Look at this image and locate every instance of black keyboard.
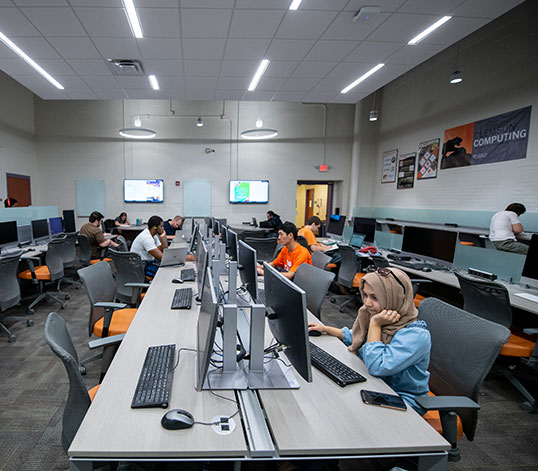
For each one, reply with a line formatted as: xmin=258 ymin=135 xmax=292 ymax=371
xmin=256 ymin=289 xmax=266 ymax=304
xmin=309 ymin=342 xmax=366 ymax=387
xmin=171 ymin=288 xmax=193 ymax=309
xmin=180 ymin=268 xmax=196 ymax=282
xmin=391 ymin=260 xmax=430 ymax=269
xmin=131 ymin=344 xmax=176 ymax=409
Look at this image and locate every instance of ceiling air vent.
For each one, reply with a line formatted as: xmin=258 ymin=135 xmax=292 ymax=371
xmin=107 ymin=59 xmax=145 ymax=76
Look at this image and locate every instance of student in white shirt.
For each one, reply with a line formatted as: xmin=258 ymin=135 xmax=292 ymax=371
xmin=130 ymin=215 xmax=169 ymax=276
xmin=489 ymin=203 xmax=528 ymax=254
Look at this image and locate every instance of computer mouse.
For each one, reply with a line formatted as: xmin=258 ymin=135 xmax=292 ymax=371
xmin=172 ymin=278 xmax=184 ymax=284
xmin=161 ymin=409 xmax=194 ymax=430
xmin=421 ymin=267 xmax=432 ymax=272
xmin=308 ymin=329 xmax=322 ymax=337
xmin=178 ymin=262 xmax=185 ymax=267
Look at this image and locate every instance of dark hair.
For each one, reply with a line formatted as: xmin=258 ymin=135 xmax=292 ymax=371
xmin=89 ymin=211 xmax=104 ymax=223
xmin=148 ymin=215 xmax=163 ymax=229
xmin=4 ymin=197 xmax=18 ymax=208
xmin=267 ymin=210 xmax=280 ymax=218
xmin=307 ymin=216 xmax=322 ymax=226
xmin=279 ymin=221 xmax=298 ymax=241
xmin=505 ymin=203 xmax=526 ymax=216
xmin=118 ymin=212 xmax=127 ymax=221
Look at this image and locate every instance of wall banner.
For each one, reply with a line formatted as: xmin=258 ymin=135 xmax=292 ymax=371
xmin=441 ymin=106 xmax=531 ymax=169
xmin=417 ymin=139 xmax=440 ymax=180
xmin=397 ymin=153 xmax=416 ymax=190
xmin=381 ymin=149 xmax=398 ymax=183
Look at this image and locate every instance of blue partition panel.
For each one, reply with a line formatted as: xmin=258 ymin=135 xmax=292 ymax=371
xmin=0 ymin=206 xmax=58 ymax=226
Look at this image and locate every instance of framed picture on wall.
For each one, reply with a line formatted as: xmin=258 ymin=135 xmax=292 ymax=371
xmin=417 ymin=139 xmax=440 ymax=180
xmin=381 ymin=149 xmax=398 ymax=183
xmin=397 ymin=153 xmax=416 ymax=190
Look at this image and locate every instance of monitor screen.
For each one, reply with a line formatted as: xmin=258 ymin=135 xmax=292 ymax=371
xmin=229 ymin=180 xmax=269 ymax=204
xmin=63 ymin=209 xmax=76 ymax=232
xmin=195 ymin=266 xmax=220 ymax=391
xmin=31 ymin=219 xmax=49 ymax=241
xmin=263 ymin=262 xmax=312 ymax=383
xmin=213 ymin=218 xmax=221 ymax=238
xmin=220 ymin=225 xmax=228 ymax=246
xmin=350 ymin=233 xmax=366 ymax=248
xmin=326 ymin=215 xmax=346 ymax=237
xmin=0 ymin=221 xmax=18 ymax=247
xmin=123 ymin=179 xmax=164 ymax=203
xmin=401 ymin=226 xmax=457 ymax=265
xmin=188 ymin=223 xmax=199 ymax=253
xmin=238 ymin=240 xmax=258 ymax=302
xmin=195 ymin=234 xmax=209 ymax=301
xmin=353 ymin=217 xmax=376 ymax=243
xmin=17 ymin=225 xmax=32 ymax=245
xmin=521 ymin=234 xmax=538 ymax=289
xmin=49 ymin=217 xmax=63 ymax=235
xmin=227 ymin=229 xmax=238 ymax=261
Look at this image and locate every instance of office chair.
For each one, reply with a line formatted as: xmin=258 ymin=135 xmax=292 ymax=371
xmin=77 ymin=233 xmax=112 ymax=266
xmin=330 ymin=245 xmax=366 ymax=312
xmin=244 ymin=237 xmax=277 ymax=262
xmin=0 ymin=252 xmax=34 ymax=342
xmin=296 ymin=235 xmax=311 ymax=252
xmin=294 ymin=263 xmax=335 ymax=321
xmin=78 ymin=261 xmax=137 ymax=376
xmin=455 ymin=272 xmax=538 ymax=412
xmin=416 ymin=298 xmax=510 ymax=461
xmin=109 ymin=249 xmax=149 ymax=305
xmin=55 ymin=232 xmax=82 ymax=289
xmin=116 ymin=235 xmax=128 ymax=252
xmin=240 ymin=230 xmax=266 ymax=240
xmin=103 ymin=218 xmax=116 ymax=234
xmin=311 ymin=251 xmax=332 ymax=270
xmin=18 ymin=236 xmax=69 ymax=314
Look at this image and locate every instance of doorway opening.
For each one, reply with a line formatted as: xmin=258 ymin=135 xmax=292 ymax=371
xmin=6 ymin=173 xmax=32 ymax=207
xmin=295 ymin=181 xmax=334 ymax=229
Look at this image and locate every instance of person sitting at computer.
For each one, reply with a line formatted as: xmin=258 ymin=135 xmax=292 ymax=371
xmin=259 ymin=210 xmax=282 ymax=231
xmin=130 ymin=215 xmax=169 ymax=277
xmin=308 ymin=267 xmax=431 ymax=414
xmin=80 ymin=211 xmax=120 ymax=259
xmin=298 ymin=216 xmax=333 ymax=252
xmin=257 ymin=222 xmax=312 ymax=280
xmin=4 ymin=197 xmax=18 ymax=207
xmin=489 ymin=202 xmax=528 ymax=254
xmin=163 ymin=215 xmax=184 ymax=236
xmin=114 ymin=212 xmax=130 ymax=227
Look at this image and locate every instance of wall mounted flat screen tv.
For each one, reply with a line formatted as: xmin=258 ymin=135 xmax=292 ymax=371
xmin=229 ymin=180 xmax=269 ymax=204
xmin=124 ymin=179 xmax=164 ymax=203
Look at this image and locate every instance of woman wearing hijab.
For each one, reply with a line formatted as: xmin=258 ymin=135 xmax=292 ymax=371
xmin=309 ymin=266 xmax=431 ymax=414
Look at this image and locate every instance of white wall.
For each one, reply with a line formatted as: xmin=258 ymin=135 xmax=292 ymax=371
xmin=354 ymin=0 xmax=538 ymax=214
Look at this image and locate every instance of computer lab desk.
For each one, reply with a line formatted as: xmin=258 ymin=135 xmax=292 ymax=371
xmin=69 ymin=263 xmax=450 ymax=470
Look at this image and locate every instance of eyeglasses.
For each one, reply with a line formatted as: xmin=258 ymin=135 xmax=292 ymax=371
xmin=366 ymin=265 xmax=406 ymax=295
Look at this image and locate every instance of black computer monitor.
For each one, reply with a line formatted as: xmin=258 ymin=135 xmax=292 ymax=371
xmin=520 ymin=234 xmax=538 ymax=289
xmin=62 ymin=209 xmax=76 ymax=232
xmin=196 ymin=235 xmax=209 ymax=301
xmin=401 ymin=226 xmax=457 ymax=265
xmin=0 ymin=221 xmax=18 ymax=248
xmin=326 ymin=215 xmax=346 ymax=237
xmin=205 ymin=217 xmax=212 ymax=229
xmin=17 ymin=225 xmax=32 ymax=245
xmin=188 ymin=224 xmax=199 ymax=253
xmin=227 ymin=229 xmax=238 ymax=261
xmin=213 ymin=219 xmax=221 ymax=238
xmin=263 ymin=262 xmax=312 ymax=383
xmin=195 ymin=266 xmax=220 ymax=391
xmin=238 ymin=240 xmax=258 ymax=302
xmin=220 ymin=225 xmax=228 ymax=245
xmin=353 ymin=217 xmax=376 ymax=243
xmin=49 ymin=217 xmax=63 ymax=235
xmin=31 ymin=219 xmax=49 ymax=242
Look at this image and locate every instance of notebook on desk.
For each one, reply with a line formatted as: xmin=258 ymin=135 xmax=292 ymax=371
xmin=161 ymin=247 xmax=188 ymax=267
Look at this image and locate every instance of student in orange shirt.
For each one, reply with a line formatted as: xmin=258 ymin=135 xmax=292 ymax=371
xmin=257 ymin=222 xmax=311 ymax=280
xmin=298 ymin=216 xmax=334 ymax=252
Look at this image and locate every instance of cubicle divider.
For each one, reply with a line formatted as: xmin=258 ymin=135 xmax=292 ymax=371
xmin=0 ymin=206 xmax=59 ymax=226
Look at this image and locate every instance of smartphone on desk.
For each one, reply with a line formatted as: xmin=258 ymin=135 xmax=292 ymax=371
xmin=360 ymin=389 xmax=407 ymax=411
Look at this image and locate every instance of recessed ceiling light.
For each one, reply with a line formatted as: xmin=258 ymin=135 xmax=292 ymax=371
xmin=248 ymin=59 xmax=270 ymax=92
xmin=0 ymin=30 xmax=64 ymax=90
xmin=148 ymin=75 xmax=159 ymax=90
xmin=408 ymin=16 xmax=451 ymax=45
xmin=289 ymin=0 xmax=302 ymax=10
xmin=122 ymin=0 xmax=143 ymax=39
xmin=340 ymin=63 xmax=385 ymax=94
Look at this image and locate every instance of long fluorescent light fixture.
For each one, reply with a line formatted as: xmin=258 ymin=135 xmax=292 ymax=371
xmin=289 ymin=0 xmax=303 ymax=10
xmin=0 ymin=31 xmax=64 ymax=90
xmin=248 ymin=59 xmax=270 ymax=92
xmin=148 ymin=75 xmax=159 ymax=90
xmin=408 ymin=16 xmax=451 ymax=45
xmin=340 ymin=63 xmax=384 ymax=94
xmin=123 ymin=0 xmax=143 ymax=38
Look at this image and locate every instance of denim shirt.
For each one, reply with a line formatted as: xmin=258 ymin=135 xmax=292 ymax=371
xmin=342 ymin=320 xmax=431 ymax=415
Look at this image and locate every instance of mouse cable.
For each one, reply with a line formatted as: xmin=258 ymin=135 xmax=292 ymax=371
xmin=191 ymin=375 xmax=240 ymax=427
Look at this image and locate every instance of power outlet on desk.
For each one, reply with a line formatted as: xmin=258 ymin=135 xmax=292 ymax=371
xmin=211 ymin=416 xmax=236 ymax=435
xmin=468 ymin=267 xmax=497 ymax=281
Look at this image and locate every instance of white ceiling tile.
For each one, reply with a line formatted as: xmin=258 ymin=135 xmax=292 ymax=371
xmin=220 ymin=60 xmax=259 ymax=77
xmin=0 ymin=58 xmax=36 ymax=75
xmin=217 ymin=76 xmax=250 ymax=90
xmin=116 ymin=76 xmax=152 ymax=89
xmin=66 ymin=59 xmax=112 ymax=75
xmin=65 ymin=88 xmax=99 ymax=99
xmin=367 ymin=13 xmax=446 ymax=43
xmin=93 ymin=38 xmax=141 ymax=60
xmin=0 ymin=42 xmax=18 ymax=59
xmin=243 ymin=90 xmax=275 ymax=100
xmin=80 ymin=75 xmax=119 ymax=89
xmin=266 ymin=39 xmax=315 ymax=61
xmin=55 ymin=74 xmax=91 ymax=88
xmin=224 ymin=38 xmax=271 ymax=60
xmin=48 ymin=37 xmax=101 ymax=59
xmin=256 ymin=76 xmax=286 ymax=91
xmin=183 ymin=60 xmax=221 ymax=77
xmin=181 ymin=9 xmax=232 ymax=38
xmin=229 ymin=9 xmax=285 ymax=38
xmin=291 ymin=61 xmax=337 ymax=78
xmin=14 ymin=0 xmax=68 ymax=5
xmin=215 ymin=89 xmax=246 ymax=100
xmin=302 ymin=89 xmax=339 ymax=102
xmin=385 ymin=43 xmax=445 ymax=65
xmin=143 ymin=60 xmax=183 ymax=76
xmin=185 ymin=76 xmax=218 ymax=90
xmin=0 ymin=7 xmax=40 ymax=36
xmin=313 ymin=76 xmax=356 ymax=92
xmin=449 ymin=0 xmax=525 ymax=19
xmin=420 ymin=17 xmax=489 ymax=46
xmin=93 ymin=89 xmax=127 ymax=99
xmin=182 ymin=38 xmax=225 ymax=60
xmin=301 ymin=0 xmax=348 ymax=11
xmin=303 ymin=40 xmax=357 ymax=61
xmin=265 ymin=60 xmax=298 ymax=77
xmin=275 ymin=10 xmax=337 ymax=40
xmin=0 ymin=0 xmax=14 ymax=5
xmin=21 ymin=7 xmax=86 ymax=36
xmin=136 ymin=0 xmax=178 ymax=6
xmin=11 ymin=37 xmax=61 ymax=58
xmin=326 ymin=61 xmax=376 ymax=80
xmin=139 ymin=39 xmax=181 ymax=60
xmin=345 ymin=41 xmax=402 ymax=63
xmin=37 ymin=59 xmax=75 ymax=75
xmin=235 ymin=0 xmax=289 ymax=9
xmin=68 ymin=0 xmax=121 ymax=5
xmin=281 ymin=77 xmax=320 ymax=91
xmin=272 ymin=90 xmax=306 ymax=102
xmin=181 ymin=0 xmax=234 ymax=8
xmin=398 ymin=0 xmax=463 ymax=15
xmin=11 ymin=73 xmax=69 ymax=96
xmin=344 ymin=0 xmax=406 ymax=12
xmin=322 ymin=11 xmax=391 ymax=41
xmin=155 ymin=76 xmax=184 ymax=90
xmin=124 ymin=88 xmax=166 ymax=99
xmin=138 ymin=8 xmax=180 ymax=38
xmin=74 ymin=7 xmax=133 ymax=38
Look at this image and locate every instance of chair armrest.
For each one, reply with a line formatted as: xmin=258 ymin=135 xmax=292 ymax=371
xmin=88 ymin=334 xmax=125 ymax=349
xmin=25 ymin=256 xmax=41 ymax=263
xmin=416 ymin=395 xmax=480 ymax=411
xmin=94 ymin=302 xmax=128 ymax=310
xmin=124 ymin=283 xmax=151 ymax=288
xmin=410 ymin=278 xmax=434 ymax=284
xmin=523 ymin=328 xmax=538 ymax=335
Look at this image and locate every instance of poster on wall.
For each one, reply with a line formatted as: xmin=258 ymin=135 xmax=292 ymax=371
xmin=381 ymin=149 xmax=398 ymax=183
xmin=397 ymin=153 xmax=416 ymax=190
xmin=416 ymin=139 xmax=440 ymax=180
xmin=441 ymin=106 xmax=531 ymax=169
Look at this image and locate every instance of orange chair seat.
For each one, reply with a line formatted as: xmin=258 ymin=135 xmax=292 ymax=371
xmin=93 ymin=308 xmax=137 ymax=337
xmin=326 ymin=263 xmax=337 ymax=269
xmin=423 ymin=391 xmax=464 ymax=439
xmin=88 ymin=384 xmax=100 ymax=401
xmin=414 ymin=294 xmax=426 ymax=308
xmin=459 ymin=241 xmax=474 ymax=246
xmin=352 ymin=273 xmax=366 ymax=288
xmin=140 ymin=292 xmax=146 ymax=300
xmin=18 ymin=265 xmax=51 ymax=281
xmin=500 ymin=333 xmax=535 ymax=357
xmin=90 ymin=258 xmax=112 ymax=265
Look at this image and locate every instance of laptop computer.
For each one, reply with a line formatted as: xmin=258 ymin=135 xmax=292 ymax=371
xmin=160 ymin=246 xmax=188 ymax=267
xmin=350 ymin=233 xmax=366 ymax=249
xmin=251 ymin=217 xmax=258 ymax=227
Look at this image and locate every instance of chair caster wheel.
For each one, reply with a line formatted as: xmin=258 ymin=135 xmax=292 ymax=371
xmin=28 ymin=309 xmax=34 ymax=315
xmin=27 ymin=319 xmax=34 ymax=327
xmin=79 ymin=366 xmax=87 ymax=375
xmin=60 ymin=304 xmax=65 ymax=309
xmin=65 ymin=294 xmax=70 ymax=300
xmin=339 ymin=307 xmax=345 ymax=313
xmin=519 ymin=401 xmax=535 ymax=413
xmin=9 ymin=335 xmax=16 ymax=342
xmin=330 ymin=298 xmax=336 ymax=304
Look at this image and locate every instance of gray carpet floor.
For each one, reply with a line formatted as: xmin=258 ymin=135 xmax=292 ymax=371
xmin=1 ymin=272 xmax=537 ymax=471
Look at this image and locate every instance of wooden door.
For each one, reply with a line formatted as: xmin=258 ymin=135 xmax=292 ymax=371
xmin=6 ymin=173 xmax=32 ymax=206
xmin=305 ymin=189 xmax=314 ymax=223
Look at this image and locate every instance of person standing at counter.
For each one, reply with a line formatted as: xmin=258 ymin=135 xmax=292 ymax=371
xmin=489 ymin=203 xmax=528 ymax=254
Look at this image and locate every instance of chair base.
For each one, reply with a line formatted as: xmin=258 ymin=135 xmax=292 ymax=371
xmin=1 ymin=316 xmax=34 ymax=342
xmin=496 ymin=363 xmax=536 ymax=413
xmin=331 ymin=293 xmax=361 ymax=313
xmin=26 ymin=291 xmax=68 ymax=314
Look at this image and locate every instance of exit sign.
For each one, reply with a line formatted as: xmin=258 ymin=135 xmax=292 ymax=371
xmin=319 ymin=164 xmax=328 ymax=172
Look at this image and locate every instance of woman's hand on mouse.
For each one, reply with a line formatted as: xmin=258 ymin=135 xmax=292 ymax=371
xmin=370 ymin=309 xmax=401 ymax=327
xmin=308 ymin=323 xmax=343 ymax=340
xmin=308 ymin=323 xmax=325 ymax=333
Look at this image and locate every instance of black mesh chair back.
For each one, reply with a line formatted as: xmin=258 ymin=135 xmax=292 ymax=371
xmin=59 ymin=232 xmax=78 ymax=268
xmin=44 ymin=312 xmax=91 ymax=453
xmin=78 ymin=261 xmax=117 ymax=336
xmin=297 ymin=235 xmax=310 ymax=252
xmin=109 ymin=249 xmax=145 ymax=304
xmin=77 ymin=233 xmax=92 ymax=267
xmin=455 ymin=272 xmax=512 ymax=328
xmin=244 ymin=237 xmax=278 ymax=262
xmin=116 ymin=235 xmax=128 ymax=252
xmin=46 ymin=236 xmax=66 ymax=282
xmin=103 ymin=219 xmax=116 ymax=233
xmin=0 ymin=252 xmax=22 ymax=311
xmin=311 ymin=251 xmax=332 ymax=270
xmin=418 ymin=298 xmax=510 ymax=440
xmin=294 ymin=263 xmax=335 ymax=320
xmin=337 ymin=245 xmax=360 ymax=289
